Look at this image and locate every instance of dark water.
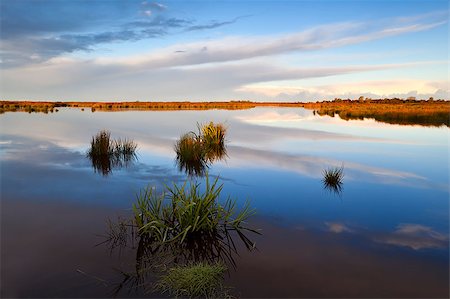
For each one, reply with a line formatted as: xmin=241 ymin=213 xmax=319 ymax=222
xmin=1 ymin=108 xmax=448 ymax=298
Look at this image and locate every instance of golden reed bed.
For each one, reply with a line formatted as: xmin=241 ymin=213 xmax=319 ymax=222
xmin=1 ymin=99 xmax=449 ymax=127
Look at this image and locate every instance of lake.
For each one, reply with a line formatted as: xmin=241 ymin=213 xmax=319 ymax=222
xmin=1 ymin=107 xmax=448 ymax=298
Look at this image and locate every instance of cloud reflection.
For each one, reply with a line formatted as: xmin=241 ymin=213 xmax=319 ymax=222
xmin=323 ymin=221 xmax=448 ymax=250
xmin=226 ymin=145 xmax=433 ymax=189
xmin=0 ymin=134 xmax=184 ymax=205
xmin=325 ymin=222 xmax=353 ymax=233
xmin=374 ymin=223 xmax=449 ymax=250
xmin=1 ymin=108 xmax=445 ymax=191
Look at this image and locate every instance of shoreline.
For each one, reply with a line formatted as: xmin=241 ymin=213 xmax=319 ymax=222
xmin=1 ymin=99 xmax=449 ymax=127
xmin=1 ymin=98 xmax=449 ymax=109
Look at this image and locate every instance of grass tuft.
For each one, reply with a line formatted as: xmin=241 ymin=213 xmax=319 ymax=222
xmin=101 ymin=174 xmax=259 ymax=296
xmin=87 ymin=130 xmax=137 ymax=175
xmin=201 ymin=122 xmax=227 ymax=162
xmin=175 ymin=122 xmax=227 ymax=176
xmin=322 ymin=165 xmax=344 ymax=194
xmin=156 ymin=262 xmax=229 ymax=298
xmin=174 ymin=132 xmax=207 ymax=176
xmin=132 ymin=174 xmax=257 ymax=245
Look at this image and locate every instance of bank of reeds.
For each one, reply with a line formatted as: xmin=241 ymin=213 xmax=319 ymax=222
xmin=2 ymin=99 xmax=448 ymax=126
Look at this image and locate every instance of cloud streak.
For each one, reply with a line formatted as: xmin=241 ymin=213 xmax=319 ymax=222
xmin=3 ymin=55 xmax=440 ymax=101
xmin=95 ymin=13 xmax=447 ymax=68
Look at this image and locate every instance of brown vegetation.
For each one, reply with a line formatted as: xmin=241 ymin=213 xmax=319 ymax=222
xmin=304 ymin=98 xmax=450 ymax=127
xmin=1 ymin=99 xmax=449 ymax=126
xmin=0 ymin=100 xmax=257 ymax=113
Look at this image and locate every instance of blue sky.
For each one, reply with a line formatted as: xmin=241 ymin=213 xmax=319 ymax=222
xmin=0 ymin=0 xmax=448 ymax=101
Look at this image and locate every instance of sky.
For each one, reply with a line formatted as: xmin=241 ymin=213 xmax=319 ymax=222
xmin=0 ymin=0 xmax=448 ymax=102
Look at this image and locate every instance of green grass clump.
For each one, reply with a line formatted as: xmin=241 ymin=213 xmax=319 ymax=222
xmin=322 ymin=165 xmax=344 ymax=194
xmin=101 ymin=174 xmax=259 ymax=296
xmin=201 ymin=122 xmax=227 ymax=162
xmin=175 ymin=122 xmax=227 ymax=176
xmin=133 ymin=174 xmax=256 ymax=244
xmin=87 ymin=130 xmax=137 ymax=175
xmin=174 ymin=132 xmax=207 ymax=176
xmin=156 ymin=262 xmax=228 ymax=298
xmin=88 ymin=130 xmax=113 ymax=157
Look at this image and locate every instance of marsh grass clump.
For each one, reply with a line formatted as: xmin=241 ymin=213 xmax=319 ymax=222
xmin=201 ymin=122 xmax=227 ymax=162
xmin=156 ymin=262 xmax=229 ymax=298
xmin=88 ymin=130 xmax=113 ymax=157
xmin=175 ymin=122 xmax=227 ymax=176
xmin=112 ymin=138 xmax=138 ymax=163
xmin=87 ymin=130 xmax=137 ymax=176
xmin=322 ymin=165 xmax=344 ymax=194
xmin=175 ymin=132 xmax=207 ymax=176
xmin=101 ymin=174 xmax=259 ymax=296
xmin=133 ymin=174 xmax=256 ymax=245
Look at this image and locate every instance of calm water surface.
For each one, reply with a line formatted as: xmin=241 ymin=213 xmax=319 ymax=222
xmin=1 ymin=107 xmax=448 ymax=298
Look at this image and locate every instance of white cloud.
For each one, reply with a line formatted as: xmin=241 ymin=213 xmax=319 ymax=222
xmin=3 ymin=57 xmax=442 ymax=101
xmin=238 ymin=79 xmax=450 ymax=100
xmin=151 ymin=2 xmax=167 ymax=10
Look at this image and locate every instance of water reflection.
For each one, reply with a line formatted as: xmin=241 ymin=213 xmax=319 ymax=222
xmin=373 ymin=223 xmax=449 ymax=250
xmin=314 ymin=108 xmax=450 ymax=127
xmin=88 ymin=151 xmax=138 ymax=176
xmin=87 ymin=130 xmax=138 ymax=176
xmin=1 ymin=108 xmax=448 ymax=297
xmin=103 ymin=213 xmax=256 ymax=295
xmin=101 ymin=174 xmax=258 ymax=296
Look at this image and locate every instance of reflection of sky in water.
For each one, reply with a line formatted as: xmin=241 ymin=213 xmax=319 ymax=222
xmin=1 ymin=108 xmax=448 ymax=297
xmin=1 ymin=108 xmax=448 ymax=241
